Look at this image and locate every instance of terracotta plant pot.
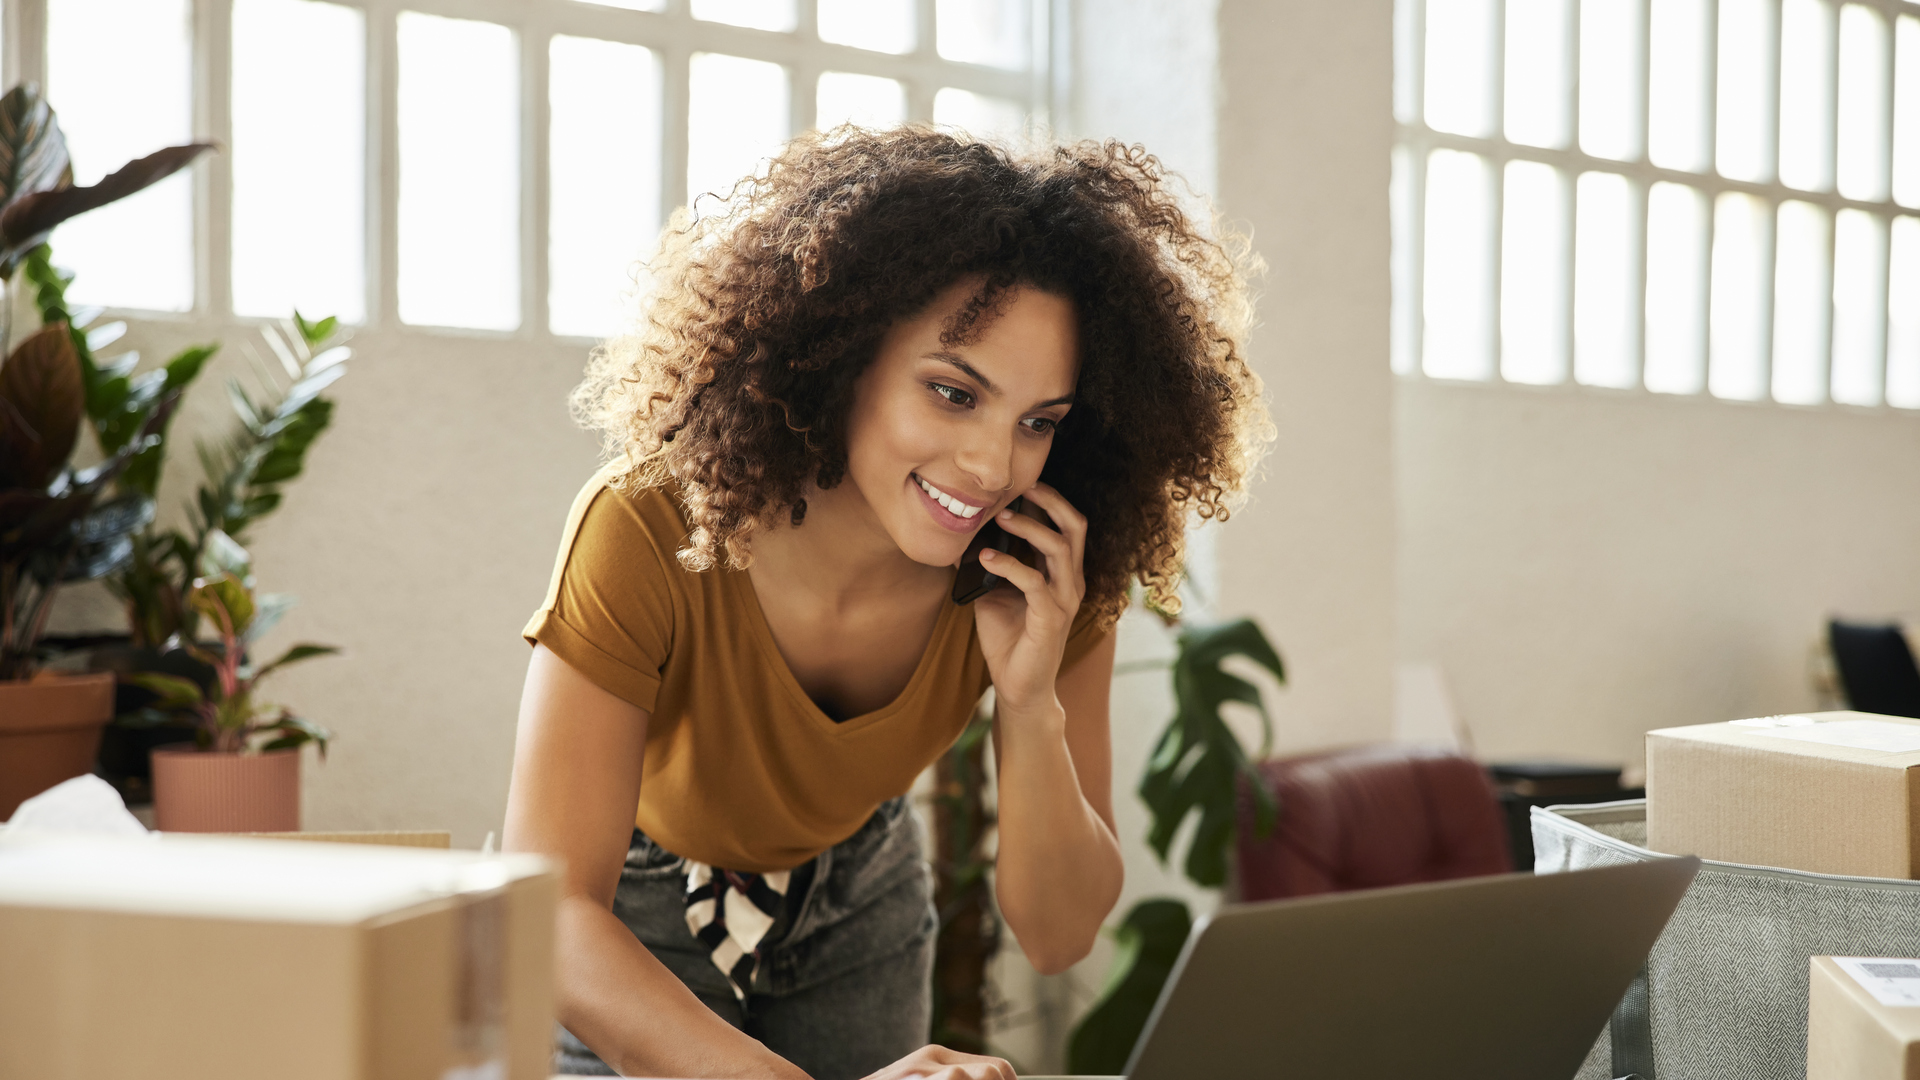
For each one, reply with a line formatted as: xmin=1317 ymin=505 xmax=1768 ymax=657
xmin=150 ymin=745 xmax=301 ymax=833
xmin=0 ymin=671 xmax=116 ymax=820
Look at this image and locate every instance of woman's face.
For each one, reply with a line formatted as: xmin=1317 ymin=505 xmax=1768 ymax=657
xmin=842 ymin=279 xmax=1079 ymax=569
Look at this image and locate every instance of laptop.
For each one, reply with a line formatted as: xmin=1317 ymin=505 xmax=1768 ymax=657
xmin=1046 ymin=856 xmax=1699 ymax=1080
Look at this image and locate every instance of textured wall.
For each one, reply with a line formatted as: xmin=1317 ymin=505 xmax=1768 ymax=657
xmin=1397 ymin=378 xmax=1920 ymax=774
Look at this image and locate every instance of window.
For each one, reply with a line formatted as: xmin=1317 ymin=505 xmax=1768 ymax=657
xmin=21 ymin=0 xmax=1049 ymax=342
xmin=1394 ymin=0 xmax=1920 ymax=410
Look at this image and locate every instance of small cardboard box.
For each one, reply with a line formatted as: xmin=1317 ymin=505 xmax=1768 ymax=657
xmin=0 ymin=832 xmax=558 ymax=1080
xmin=1809 ymin=956 xmax=1920 ymax=1079
xmin=1646 ymin=711 xmax=1920 ymax=878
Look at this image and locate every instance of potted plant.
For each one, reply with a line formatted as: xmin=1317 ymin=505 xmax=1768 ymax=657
xmin=129 ymin=544 xmax=336 ymax=832
xmin=83 ymin=306 xmax=348 ymax=805
xmin=0 ymin=82 xmax=215 ymax=819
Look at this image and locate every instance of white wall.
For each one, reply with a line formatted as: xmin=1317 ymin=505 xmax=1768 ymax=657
xmin=53 ymin=321 xmax=601 ymax=846
xmin=1398 ymin=378 xmax=1920 ymax=774
xmin=1213 ymin=0 xmax=1398 ymax=753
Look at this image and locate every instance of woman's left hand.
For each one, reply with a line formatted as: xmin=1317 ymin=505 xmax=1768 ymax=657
xmin=972 ymin=481 xmax=1087 ymax=719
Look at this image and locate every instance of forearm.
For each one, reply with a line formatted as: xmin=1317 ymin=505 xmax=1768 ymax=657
xmin=992 ymin=701 xmax=1125 ymax=974
xmin=555 ymin=895 xmax=811 ymax=1080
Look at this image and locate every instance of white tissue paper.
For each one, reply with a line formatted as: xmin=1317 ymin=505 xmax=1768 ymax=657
xmin=6 ymin=774 xmax=152 ymax=837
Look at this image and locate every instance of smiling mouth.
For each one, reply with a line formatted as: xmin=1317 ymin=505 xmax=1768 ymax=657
xmin=912 ymin=473 xmax=986 ymax=527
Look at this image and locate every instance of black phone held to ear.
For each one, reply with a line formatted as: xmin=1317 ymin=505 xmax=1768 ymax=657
xmin=952 ymin=496 xmax=1047 ymax=605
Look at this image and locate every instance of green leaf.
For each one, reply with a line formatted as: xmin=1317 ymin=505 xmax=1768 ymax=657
xmin=255 ymin=713 xmax=332 ymax=758
xmin=0 ymin=322 xmax=84 ymax=489
xmin=128 ymin=672 xmax=205 ymax=709
xmin=255 ymin=642 xmax=339 ymax=681
xmin=1136 ymin=617 xmax=1287 ymax=889
xmin=1066 ymin=899 xmax=1192 ymax=1074
xmin=189 ymin=574 xmax=254 ymax=638
xmin=197 ymin=528 xmax=251 ymax=579
xmin=241 ymin=591 xmax=295 ymax=646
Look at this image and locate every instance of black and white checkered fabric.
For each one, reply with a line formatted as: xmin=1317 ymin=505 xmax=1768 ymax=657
xmin=684 ymin=861 xmax=791 ymax=1000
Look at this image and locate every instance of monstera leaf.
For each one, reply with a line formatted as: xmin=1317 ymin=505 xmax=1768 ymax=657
xmin=0 ymin=83 xmax=217 ymax=278
xmin=1138 ymin=618 xmax=1287 ymax=887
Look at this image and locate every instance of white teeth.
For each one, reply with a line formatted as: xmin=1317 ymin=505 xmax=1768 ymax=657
xmin=917 ymin=476 xmax=982 ymax=519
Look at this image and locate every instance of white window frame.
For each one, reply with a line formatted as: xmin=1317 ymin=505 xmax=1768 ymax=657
xmin=2 ymin=0 xmax=1059 ymax=345
xmin=1394 ymin=0 xmax=1920 ymax=408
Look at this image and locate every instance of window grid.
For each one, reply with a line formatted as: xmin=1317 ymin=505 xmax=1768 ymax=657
xmin=1 ymin=0 xmax=1052 ymax=342
xmin=1395 ymin=0 xmax=1920 ymax=409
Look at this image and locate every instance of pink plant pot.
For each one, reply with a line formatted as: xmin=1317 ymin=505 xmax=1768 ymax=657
xmin=0 ymin=671 xmax=116 ymax=821
xmin=150 ymin=746 xmax=302 ymax=833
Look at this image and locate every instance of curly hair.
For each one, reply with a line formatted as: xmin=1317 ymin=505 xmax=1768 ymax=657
xmin=574 ymin=125 xmax=1271 ymax=625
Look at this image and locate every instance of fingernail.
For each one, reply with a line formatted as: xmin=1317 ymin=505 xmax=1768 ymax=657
xmin=980 ymin=549 xmax=995 ymax=560
xmin=998 ymin=509 xmax=1012 ymax=519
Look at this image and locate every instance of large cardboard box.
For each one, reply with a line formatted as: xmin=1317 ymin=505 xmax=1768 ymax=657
xmin=1809 ymin=956 xmax=1920 ymax=1079
xmin=0 ymin=832 xmax=558 ymax=1080
xmin=1646 ymin=711 xmax=1920 ymax=878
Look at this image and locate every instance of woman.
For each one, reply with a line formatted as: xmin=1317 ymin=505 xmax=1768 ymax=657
xmin=504 ymin=127 xmax=1267 ymax=1080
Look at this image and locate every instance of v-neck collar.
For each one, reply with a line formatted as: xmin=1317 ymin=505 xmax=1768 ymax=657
xmin=725 ymin=565 xmax=966 ymax=736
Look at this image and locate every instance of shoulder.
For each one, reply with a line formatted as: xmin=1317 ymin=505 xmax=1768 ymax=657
xmin=566 ymin=469 xmax=691 ymax=572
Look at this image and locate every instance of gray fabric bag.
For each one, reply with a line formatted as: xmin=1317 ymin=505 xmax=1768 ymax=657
xmin=1532 ymin=799 xmax=1920 ymax=1080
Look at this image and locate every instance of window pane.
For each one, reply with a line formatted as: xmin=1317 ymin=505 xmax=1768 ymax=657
xmin=688 ymin=54 xmax=790 ymax=210
xmin=1396 ymin=0 xmax=1420 ymax=124
xmin=1831 ymin=209 xmax=1888 ymax=406
xmin=1710 ymin=192 xmax=1773 ymax=399
xmin=1506 ymin=0 xmax=1573 ymax=147
xmin=1648 ymin=0 xmax=1714 ymax=172
xmin=397 ymin=12 xmax=519 ymax=330
xmin=692 ymin=0 xmax=797 ymax=32
xmin=1718 ymin=0 xmax=1777 ymax=182
xmin=818 ymin=72 xmax=907 ymax=130
xmin=550 ymin=36 xmax=661 ymax=340
xmin=1837 ymin=4 xmax=1892 ymax=202
xmin=1426 ymin=0 xmax=1498 ymax=138
xmin=1778 ymin=0 xmax=1836 ymax=192
xmin=936 ymin=0 xmax=1030 ymax=69
xmin=1580 ymin=0 xmax=1644 ymax=161
xmin=1423 ymin=149 xmax=1496 ymax=380
xmin=47 ymin=0 xmax=193 ymax=312
xmin=1574 ymin=171 xmax=1639 ymax=387
xmin=232 ymin=0 xmax=365 ymax=323
xmin=1645 ymin=182 xmax=1710 ymax=394
xmin=820 ymin=0 xmax=914 ymax=54
xmin=580 ymin=0 xmax=665 ymax=9
xmin=1897 ymin=16 xmax=1920 ymax=208
xmin=1392 ymin=146 xmax=1418 ymax=374
xmin=1888 ymin=216 xmax=1920 ymax=407
xmin=1771 ymin=200 xmax=1832 ymax=404
xmin=1501 ymin=160 xmax=1570 ymax=384
xmin=933 ymin=88 xmax=1026 ymax=143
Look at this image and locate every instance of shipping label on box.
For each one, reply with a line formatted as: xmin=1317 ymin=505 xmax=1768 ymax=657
xmin=1646 ymin=711 xmax=1920 ymax=878
xmin=1810 ymin=956 xmax=1920 ymax=1080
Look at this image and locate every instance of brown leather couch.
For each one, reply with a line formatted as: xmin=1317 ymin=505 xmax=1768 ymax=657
xmin=1235 ymin=744 xmax=1512 ymax=902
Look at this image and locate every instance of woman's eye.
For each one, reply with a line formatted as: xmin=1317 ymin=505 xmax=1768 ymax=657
xmin=931 ymin=383 xmax=974 ymax=407
xmin=1023 ymin=417 xmax=1056 ymax=435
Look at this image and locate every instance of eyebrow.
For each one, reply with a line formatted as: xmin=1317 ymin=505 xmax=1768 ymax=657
xmin=927 ymin=351 xmax=1075 ymax=409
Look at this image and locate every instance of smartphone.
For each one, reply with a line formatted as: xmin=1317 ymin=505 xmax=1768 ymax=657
xmin=952 ymin=496 xmax=1051 ymax=605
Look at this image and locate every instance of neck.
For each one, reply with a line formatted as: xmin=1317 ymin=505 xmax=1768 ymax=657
xmin=747 ymin=479 xmax=947 ymax=610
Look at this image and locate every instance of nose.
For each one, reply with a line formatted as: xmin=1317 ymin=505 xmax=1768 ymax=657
xmin=952 ymin=422 xmax=1013 ymax=497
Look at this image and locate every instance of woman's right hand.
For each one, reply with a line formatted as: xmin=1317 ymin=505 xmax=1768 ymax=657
xmin=861 ymin=1045 xmax=1018 ymax=1080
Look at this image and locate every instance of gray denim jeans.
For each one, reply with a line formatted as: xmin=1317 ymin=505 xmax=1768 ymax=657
xmin=556 ymin=796 xmax=938 ymax=1079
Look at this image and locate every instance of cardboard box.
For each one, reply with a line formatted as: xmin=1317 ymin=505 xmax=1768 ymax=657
xmin=0 ymin=832 xmax=558 ymax=1080
xmin=1809 ymin=956 xmax=1920 ymax=1079
xmin=1646 ymin=711 xmax=1920 ymax=877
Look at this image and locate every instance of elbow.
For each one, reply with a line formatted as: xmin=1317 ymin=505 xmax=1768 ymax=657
xmin=1024 ymin=933 xmax=1098 ymax=976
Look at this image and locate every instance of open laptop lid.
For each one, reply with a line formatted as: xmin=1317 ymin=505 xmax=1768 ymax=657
xmin=1124 ymin=857 xmax=1700 ymax=1080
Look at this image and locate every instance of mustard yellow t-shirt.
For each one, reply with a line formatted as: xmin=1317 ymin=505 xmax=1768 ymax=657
xmin=524 ymin=471 xmax=1108 ymax=873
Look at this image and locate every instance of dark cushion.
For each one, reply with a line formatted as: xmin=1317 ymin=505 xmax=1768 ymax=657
xmin=1235 ymin=744 xmax=1512 ymax=901
xmin=1829 ymin=620 xmax=1920 ymax=719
